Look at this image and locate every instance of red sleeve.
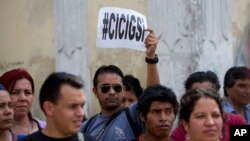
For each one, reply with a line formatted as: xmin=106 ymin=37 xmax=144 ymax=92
xmin=171 ymin=124 xmax=186 ymax=141
xmin=225 ymin=112 xmax=247 ymax=125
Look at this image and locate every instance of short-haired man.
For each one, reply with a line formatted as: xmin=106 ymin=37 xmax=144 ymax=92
xmin=21 ymin=72 xmax=96 ymax=141
xmin=171 ymin=71 xmax=246 ymax=141
xmin=223 ymin=66 xmax=250 ymax=123
xmin=81 ymin=28 xmax=160 ymax=141
xmin=122 ymin=75 xmax=143 ymax=108
xmin=184 ymin=71 xmax=220 ymax=92
xmin=130 ymin=84 xmax=179 ymax=141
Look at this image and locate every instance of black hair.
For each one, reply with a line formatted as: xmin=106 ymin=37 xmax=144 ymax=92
xmin=184 ymin=71 xmax=220 ymax=91
xmin=223 ymin=66 xmax=250 ymax=97
xmin=137 ymin=84 xmax=179 ymax=118
xmin=93 ymin=65 xmax=124 ymax=87
xmin=39 ymin=72 xmax=84 ymax=113
xmin=124 ymin=75 xmax=143 ymax=98
xmin=179 ymin=88 xmax=223 ymax=122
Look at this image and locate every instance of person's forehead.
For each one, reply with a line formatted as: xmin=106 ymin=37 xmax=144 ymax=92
xmin=235 ymin=78 xmax=250 ymax=83
xmin=97 ymin=73 xmax=123 ymax=84
xmin=59 ymin=84 xmax=85 ymax=98
xmin=124 ymin=91 xmax=137 ymax=97
xmin=192 ymin=97 xmax=219 ymax=112
xmin=149 ymin=101 xmax=173 ymax=109
xmin=0 ymin=90 xmax=9 ymax=95
xmin=191 ymin=81 xmax=213 ymax=89
xmin=13 ymin=78 xmax=32 ymax=88
xmin=0 ymin=91 xmax=11 ymax=101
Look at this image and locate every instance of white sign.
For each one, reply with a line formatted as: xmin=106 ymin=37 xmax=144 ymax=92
xmin=96 ymin=7 xmax=148 ymax=51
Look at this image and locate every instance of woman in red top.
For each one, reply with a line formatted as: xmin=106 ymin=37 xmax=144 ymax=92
xmin=171 ymin=71 xmax=246 ymax=141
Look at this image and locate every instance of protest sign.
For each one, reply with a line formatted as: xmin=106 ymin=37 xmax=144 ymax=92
xmin=96 ymin=7 xmax=148 ymax=51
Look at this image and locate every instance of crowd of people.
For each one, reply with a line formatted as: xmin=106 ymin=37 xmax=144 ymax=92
xmin=0 ymin=27 xmax=250 ymax=141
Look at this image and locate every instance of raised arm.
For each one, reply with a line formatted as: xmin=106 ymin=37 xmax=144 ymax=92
xmin=144 ymin=28 xmax=160 ymax=86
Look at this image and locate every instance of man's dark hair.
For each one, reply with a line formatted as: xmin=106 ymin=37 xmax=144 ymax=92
xmin=224 ymin=66 xmax=250 ymax=97
xmin=93 ymin=65 xmax=124 ymax=87
xmin=39 ymin=72 xmax=84 ymax=113
xmin=184 ymin=71 xmax=220 ymax=91
xmin=137 ymin=84 xmax=179 ymax=119
xmin=124 ymin=75 xmax=143 ymax=98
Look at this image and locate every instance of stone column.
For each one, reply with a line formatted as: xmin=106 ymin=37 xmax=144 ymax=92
xmin=54 ymin=0 xmax=92 ymax=116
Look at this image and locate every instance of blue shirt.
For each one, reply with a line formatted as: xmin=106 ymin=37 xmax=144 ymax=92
xmin=81 ymin=103 xmax=143 ymax=141
xmin=222 ymin=98 xmax=250 ymax=124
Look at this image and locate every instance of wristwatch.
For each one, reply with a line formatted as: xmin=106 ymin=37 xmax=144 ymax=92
xmin=145 ymin=54 xmax=158 ymax=64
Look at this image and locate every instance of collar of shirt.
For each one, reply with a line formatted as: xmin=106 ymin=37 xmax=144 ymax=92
xmin=222 ymin=98 xmax=250 ymax=124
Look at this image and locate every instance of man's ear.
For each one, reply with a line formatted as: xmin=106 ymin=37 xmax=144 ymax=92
xmin=139 ymin=112 xmax=146 ymax=122
xmin=122 ymin=85 xmax=126 ymax=97
xmin=226 ymin=87 xmax=231 ymax=96
xmin=182 ymin=120 xmax=189 ymax=133
xmin=43 ymin=101 xmax=54 ymax=116
xmin=93 ymin=87 xmax=98 ymax=98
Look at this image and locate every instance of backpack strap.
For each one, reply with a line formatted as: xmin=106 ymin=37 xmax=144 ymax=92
xmin=82 ymin=109 xmax=123 ymax=140
xmin=82 ymin=114 xmax=98 ymax=133
xmin=95 ymin=109 xmax=123 ymax=140
xmin=125 ymin=108 xmax=139 ymax=137
xmin=83 ymin=108 xmax=140 ymax=138
xmin=33 ymin=118 xmax=43 ymax=130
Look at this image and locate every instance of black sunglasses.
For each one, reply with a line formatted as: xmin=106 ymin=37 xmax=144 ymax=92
xmin=100 ymin=84 xmax=123 ymax=93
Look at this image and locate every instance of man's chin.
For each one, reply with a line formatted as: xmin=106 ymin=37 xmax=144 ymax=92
xmin=70 ymin=128 xmax=80 ymax=135
xmin=106 ymin=104 xmax=121 ymax=110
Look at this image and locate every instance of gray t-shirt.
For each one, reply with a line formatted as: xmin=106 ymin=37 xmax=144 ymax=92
xmin=81 ymin=103 xmax=143 ymax=141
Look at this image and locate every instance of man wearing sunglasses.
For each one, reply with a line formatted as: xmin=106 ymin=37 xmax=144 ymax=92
xmin=81 ymin=28 xmax=160 ymax=141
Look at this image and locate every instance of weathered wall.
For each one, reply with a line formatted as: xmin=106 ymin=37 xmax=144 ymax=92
xmin=147 ymin=0 xmax=233 ymax=98
xmin=233 ymin=0 xmax=250 ymax=67
xmin=0 ymin=0 xmax=54 ymax=120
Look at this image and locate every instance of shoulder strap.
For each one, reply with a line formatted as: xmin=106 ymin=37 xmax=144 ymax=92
xmin=82 ymin=114 xmax=98 ymax=133
xmin=125 ymin=108 xmax=139 ymax=137
xmin=33 ymin=119 xmax=42 ymax=130
xmin=9 ymin=130 xmax=16 ymax=141
xmin=83 ymin=108 xmax=139 ymax=140
xmin=95 ymin=109 xmax=123 ymax=140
